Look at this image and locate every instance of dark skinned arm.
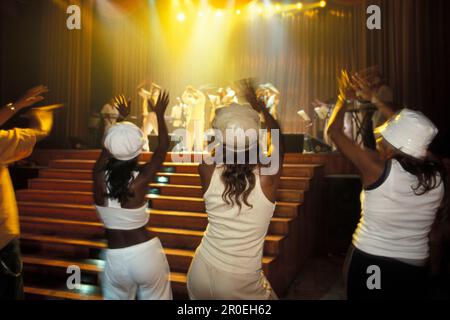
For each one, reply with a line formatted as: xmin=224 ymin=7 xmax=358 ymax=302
xmin=133 ymin=91 xmax=170 ymax=189
xmin=327 ymin=71 xmax=384 ymax=187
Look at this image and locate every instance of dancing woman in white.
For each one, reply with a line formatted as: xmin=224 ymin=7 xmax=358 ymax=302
xmin=328 ymin=70 xmax=446 ymax=299
xmin=93 ymin=91 xmax=172 ymax=300
xmin=187 ymin=80 xmax=284 ymax=300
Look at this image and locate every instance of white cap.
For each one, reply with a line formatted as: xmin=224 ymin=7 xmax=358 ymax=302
xmin=104 ymin=122 xmax=146 ymax=161
xmin=212 ymin=103 xmax=261 ymax=152
xmin=376 ymin=108 xmax=438 ymax=159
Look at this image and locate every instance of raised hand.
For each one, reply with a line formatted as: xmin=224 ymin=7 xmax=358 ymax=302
xmin=153 ymin=90 xmax=169 ymax=117
xmin=113 ymin=94 xmax=131 ymax=119
xmin=351 ymin=73 xmax=377 ymax=102
xmin=337 ymin=69 xmax=356 ymax=101
xmin=15 ymin=85 xmax=49 ymax=110
xmin=239 ymin=78 xmax=265 ymax=112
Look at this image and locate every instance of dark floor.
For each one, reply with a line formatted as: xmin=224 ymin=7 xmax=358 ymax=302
xmin=283 ymin=254 xmax=346 ymax=300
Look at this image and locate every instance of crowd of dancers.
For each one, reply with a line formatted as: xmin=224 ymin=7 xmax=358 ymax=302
xmin=1 ymin=70 xmax=449 ymax=300
xmin=100 ymin=82 xmax=280 ymax=152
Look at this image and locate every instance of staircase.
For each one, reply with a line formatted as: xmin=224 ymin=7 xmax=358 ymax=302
xmin=16 ymin=151 xmax=324 ymax=300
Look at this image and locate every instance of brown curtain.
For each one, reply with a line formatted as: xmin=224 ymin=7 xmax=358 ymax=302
xmin=362 ymin=0 xmax=450 ymax=130
xmin=39 ymin=0 xmax=93 ymax=143
xmin=102 ymin=3 xmax=364 ymax=134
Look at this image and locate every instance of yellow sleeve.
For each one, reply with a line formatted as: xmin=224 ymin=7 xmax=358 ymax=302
xmin=0 ymin=128 xmax=37 ymax=166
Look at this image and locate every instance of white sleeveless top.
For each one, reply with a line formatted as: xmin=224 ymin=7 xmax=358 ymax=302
xmin=95 ymin=171 xmax=149 ymax=230
xmin=353 ymin=159 xmax=444 ymax=261
xmin=197 ymin=166 xmax=276 ymax=274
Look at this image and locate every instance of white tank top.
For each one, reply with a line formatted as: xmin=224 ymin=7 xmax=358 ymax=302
xmin=353 ymin=159 xmax=444 ymax=261
xmin=197 ymin=166 xmax=276 ymax=274
xmin=95 ymin=171 xmax=149 ymax=230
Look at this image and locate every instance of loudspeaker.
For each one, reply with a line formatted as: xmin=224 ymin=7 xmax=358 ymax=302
xmin=283 ymin=134 xmax=304 ymax=153
xmin=324 ymin=175 xmax=362 ymax=255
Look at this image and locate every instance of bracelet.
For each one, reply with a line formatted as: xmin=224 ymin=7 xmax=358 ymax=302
xmin=5 ymin=103 xmax=16 ymax=112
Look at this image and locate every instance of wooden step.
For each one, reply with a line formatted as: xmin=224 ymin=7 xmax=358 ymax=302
xmin=49 ymin=159 xmax=321 ymax=178
xmin=24 ymin=283 xmax=103 ymax=300
xmin=33 ymin=149 xmax=328 ymax=165
xmin=22 ymin=255 xmax=188 ymax=299
xmin=18 ymin=201 xmax=294 ymax=235
xmin=19 ymin=216 xmax=284 ymax=256
xmin=20 ymin=233 xmax=275 ymax=275
xmin=147 ymin=195 xmax=301 ymax=218
xmin=150 ymin=184 xmax=305 ymax=202
xmin=16 ymin=191 xmax=301 ymax=218
xmin=36 ymin=169 xmax=312 ymax=190
xmin=28 ymin=179 xmax=305 ymax=202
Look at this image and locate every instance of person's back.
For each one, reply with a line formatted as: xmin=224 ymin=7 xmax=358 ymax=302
xmin=355 ymin=158 xmax=444 ymax=261
xmin=93 ymin=92 xmax=173 ymax=300
xmin=200 ymin=165 xmax=275 ymax=274
xmin=187 ymin=80 xmax=284 ymax=300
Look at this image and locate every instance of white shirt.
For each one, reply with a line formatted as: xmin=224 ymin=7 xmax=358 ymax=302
xmin=353 ymin=159 xmax=444 ymax=260
xmin=197 ymin=166 xmax=276 ymax=274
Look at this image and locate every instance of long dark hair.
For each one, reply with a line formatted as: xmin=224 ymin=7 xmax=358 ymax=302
xmin=393 ymin=154 xmax=446 ymax=196
xmin=218 ymin=145 xmax=260 ymax=210
xmin=104 ymin=157 xmax=139 ymax=206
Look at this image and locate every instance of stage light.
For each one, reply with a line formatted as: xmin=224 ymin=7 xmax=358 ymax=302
xmin=236 ymin=9 xmax=241 ymax=15
xmin=176 ymin=12 xmax=186 ymax=22
xmin=258 ymin=6 xmax=264 ymax=14
xmin=296 ymin=2 xmax=303 ymax=10
xmin=275 ymin=4 xmax=282 ymax=12
xmin=320 ymin=1 xmax=327 ymax=8
xmin=215 ymin=10 xmax=223 ymax=17
xmin=198 ymin=11 xmax=204 ymax=17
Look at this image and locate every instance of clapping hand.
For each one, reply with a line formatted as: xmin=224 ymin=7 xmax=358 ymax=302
xmin=337 ymin=69 xmax=357 ymax=101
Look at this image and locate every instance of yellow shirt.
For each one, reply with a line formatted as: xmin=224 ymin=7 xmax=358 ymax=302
xmin=0 ymin=128 xmax=37 ymax=249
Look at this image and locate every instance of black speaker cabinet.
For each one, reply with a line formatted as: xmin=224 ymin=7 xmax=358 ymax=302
xmin=324 ymin=175 xmax=362 ymax=255
xmin=283 ymin=134 xmax=304 ymax=153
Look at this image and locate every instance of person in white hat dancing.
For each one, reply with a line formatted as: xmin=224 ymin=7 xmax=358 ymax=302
xmin=186 ymin=79 xmax=284 ymax=300
xmin=92 ymin=91 xmax=172 ymax=300
xmin=327 ymin=70 xmax=446 ymax=299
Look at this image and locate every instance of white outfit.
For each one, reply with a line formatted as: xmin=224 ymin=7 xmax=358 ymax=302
xmin=187 ymin=166 xmax=278 ymax=300
xmin=183 ymin=89 xmax=206 ymax=151
xmin=353 ymin=159 xmax=444 ymax=261
xmin=101 ymin=103 xmax=120 ymax=137
xmin=139 ymin=87 xmax=158 ymax=151
xmin=95 ymin=172 xmax=172 ymax=300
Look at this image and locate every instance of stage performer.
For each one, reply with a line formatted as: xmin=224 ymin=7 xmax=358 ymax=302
xmin=182 ymin=86 xmax=206 ymax=151
xmin=138 ymin=83 xmax=161 ymax=151
xmin=93 ymin=91 xmax=172 ymax=300
xmin=327 ymin=70 xmax=446 ymax=300
xmin=100 ymin=98 xmax=120 ymax=138
xmin=186 ymin=79 xmax=284 ymax=300
xmin=0 ymin=85 xmax=55 ymax=300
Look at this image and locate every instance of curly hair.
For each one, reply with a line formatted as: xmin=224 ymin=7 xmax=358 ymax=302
xmin=104 ymin=157 xmax=139 ymax=206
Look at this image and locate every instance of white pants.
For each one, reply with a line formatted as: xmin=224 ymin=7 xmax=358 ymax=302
xmin=186 ymin=119 xmax=205 ymax=152
xmin=102 ymin=237 xmax=173 ymax=300
xmin=187 ymin=251 xmax=278 ymax=300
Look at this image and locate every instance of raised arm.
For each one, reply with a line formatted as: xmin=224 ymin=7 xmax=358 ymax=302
xmin=134 ymin=91 xmax=170 ymax=187
xmin=352 ymin=73 xmax=396 ymax=119
xmin=240 ymin=79 xmax=285 ymax=158
xmin=0 ymin=85 xmax=48 ymax=127
xmin=327 ymin=70 xmax=384 ymax=187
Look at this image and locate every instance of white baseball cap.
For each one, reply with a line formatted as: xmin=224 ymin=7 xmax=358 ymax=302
xmin=376 ymin=108 xmax=438 ymax=159
xmin=212 ymin=103 xmax=261 ymax=152
xmin=104 ymin=122 xmax=146 ymax=161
